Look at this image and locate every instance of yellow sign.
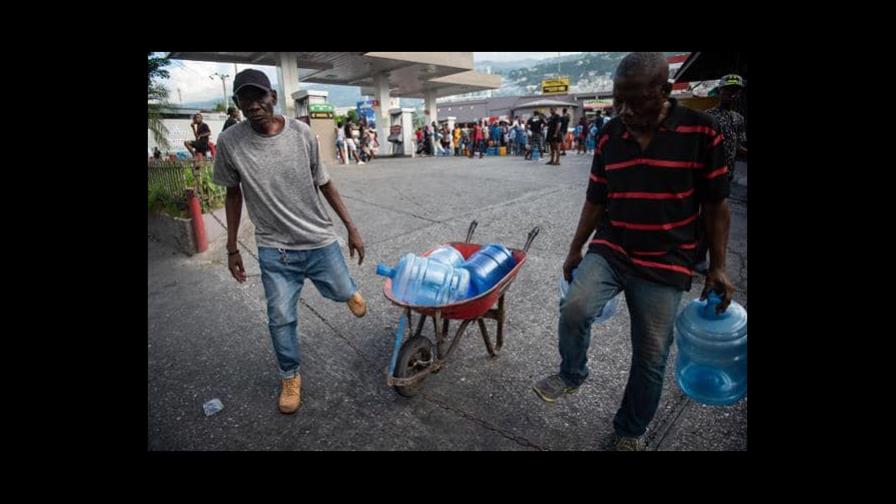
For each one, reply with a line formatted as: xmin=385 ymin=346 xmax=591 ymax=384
xmin=542 ymin=77 xmax=570 ymax=95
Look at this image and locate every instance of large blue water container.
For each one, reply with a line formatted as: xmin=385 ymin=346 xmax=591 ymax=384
xmin=558 ymin=267 xmax=619 ymax=324
xmin=376 ymin=254 xmax=472 ymax=306
xmin=426 ymin=245 xmax=464 ymax=268
xmin=674 ymin=292 xmax=747 ymax=406
xmin=461 ymin=244 xmax=516 ymax=296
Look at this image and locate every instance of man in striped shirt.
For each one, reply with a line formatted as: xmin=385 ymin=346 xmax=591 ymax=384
xmin=533 ymin=53 xmax=736 ymax=451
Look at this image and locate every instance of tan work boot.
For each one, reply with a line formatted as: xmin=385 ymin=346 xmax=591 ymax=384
xmin=278 ymin=374 xmax=302 ymax=414
xmin=346 ymin=291 xmax=367 ymax=318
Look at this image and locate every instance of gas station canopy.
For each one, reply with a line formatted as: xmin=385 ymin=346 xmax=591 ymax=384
xmin=169 ymin=52 xmax=501 ymax=99
xmin=169 ymin=52 xmax=502 ymax=159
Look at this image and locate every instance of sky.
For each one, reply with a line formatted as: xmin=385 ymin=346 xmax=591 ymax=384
xmin=156 ymin=52 xmax=584 ymax=106
xmin=474 ymin=52 xmax=582 ymax=63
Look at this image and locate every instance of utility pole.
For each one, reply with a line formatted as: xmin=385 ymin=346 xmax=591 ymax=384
xmin=210 ymin=72 xmax=230 ymax=111
xmin=177 ymin=88 xmax=182 ymax=105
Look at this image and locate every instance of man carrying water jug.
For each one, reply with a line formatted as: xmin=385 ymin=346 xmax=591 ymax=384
xmin=532 ymin=53 xmax=735 ymax=450
xmin=213 ymin=69 xmax=368 ymax=415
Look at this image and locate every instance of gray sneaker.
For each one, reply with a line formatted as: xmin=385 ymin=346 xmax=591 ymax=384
xmin=613 ymin=435 xmax=645 ymax=451
xmin=533 ymin=374 xmax=578 ymax=403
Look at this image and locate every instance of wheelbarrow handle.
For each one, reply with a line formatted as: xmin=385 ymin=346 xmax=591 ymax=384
xmin=524 ymin=226 xmax=540 ymax=253
xmin=465 ymin=220 xmax=478 ymax=243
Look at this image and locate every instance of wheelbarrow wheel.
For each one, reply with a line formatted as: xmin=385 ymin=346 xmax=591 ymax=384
xmin=393 ymin=336 xmax=436 ymax=397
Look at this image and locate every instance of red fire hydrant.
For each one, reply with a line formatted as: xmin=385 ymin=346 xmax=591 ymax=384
xmin=185 ymin=189 xmax=208 ymax=253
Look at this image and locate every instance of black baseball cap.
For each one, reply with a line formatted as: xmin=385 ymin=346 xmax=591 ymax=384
xmin=233 ymin=69 xmax=273 ymax=95
xmin=719 ymin=74 xmax=745 ymax=88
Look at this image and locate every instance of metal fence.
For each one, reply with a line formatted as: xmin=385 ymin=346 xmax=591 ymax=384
xmin=148 ymin=160 xmax=221 ymax=215
xmin=148 ymin=160 xmax=191 ymax=201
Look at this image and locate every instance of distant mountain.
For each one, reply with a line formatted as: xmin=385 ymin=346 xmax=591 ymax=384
xmin=474 ymin=58 xmax=540 ymax=73
xmin=180 ymin=99 xmax=223 ymax=110
xmin=465 ymin=52 xmax=687 ymax=98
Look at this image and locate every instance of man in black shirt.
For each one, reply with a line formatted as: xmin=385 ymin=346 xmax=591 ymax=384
xmin=222 ymin=107 xmax=241 ymax=131
xmin=526 ymin=112 xmax=545 ymax=160
xmin=185 ymin=113 xmax=211 ymax=158
xmin=532 ymin=53 xmax=735 ymax=451
xmin=546 ymin=107 xmax=562 ymax=166
xmin=559 ymin=107 xmax=571 ymax=157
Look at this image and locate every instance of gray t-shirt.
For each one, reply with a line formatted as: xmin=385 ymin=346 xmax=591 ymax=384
xmin=213 ymin=116 xmax=338 ymax=250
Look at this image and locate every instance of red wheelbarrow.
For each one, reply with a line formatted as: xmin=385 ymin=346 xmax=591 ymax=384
xmin=382 ymin=220 xmax=540 ymax=397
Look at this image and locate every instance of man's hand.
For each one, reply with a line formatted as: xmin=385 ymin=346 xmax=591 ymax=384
xmin=348 ymin=229 xmax=365 ymax=265
xmin=563 ymin=248 xmax=583 ymax=283
xmin=701 ymin=267 xmax=735 ymax=313
xmin=228 ymin=251 xmax=247 ymax=283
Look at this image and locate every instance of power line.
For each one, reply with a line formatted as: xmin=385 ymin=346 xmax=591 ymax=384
xmin=210 ymin=72 xmax=231 ymax=110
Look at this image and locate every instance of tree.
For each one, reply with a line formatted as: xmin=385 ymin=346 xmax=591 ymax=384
xmin=148 ymin=52 xmax=172 ymax=151
xmin=346 ymin=109 xmax=358 ymax=124
xmin=214 ymin=102 xmax=226 ymax=113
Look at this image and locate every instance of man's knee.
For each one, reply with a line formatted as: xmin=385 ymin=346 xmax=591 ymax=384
xmin=631 ymin=325 xmax=674 ymax=380
xmin=265 ymin=297 xmax=297 ymax=328
xmin=559 ymin=294 xmax=593 ymax=328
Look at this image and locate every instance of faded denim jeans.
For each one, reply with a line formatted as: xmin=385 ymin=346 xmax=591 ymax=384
xmin=258 ymin=241 xmax=357 ymax=379
xmin=558 ymin=252 xmax=683 ymax=438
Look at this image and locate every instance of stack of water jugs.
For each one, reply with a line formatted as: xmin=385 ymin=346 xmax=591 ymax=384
xmin=376 ymin=244 xmax=516 ymax=306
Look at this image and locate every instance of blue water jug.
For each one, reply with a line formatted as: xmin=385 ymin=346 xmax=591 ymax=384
xmin=532 ymin=148 xmax=541 ymax=161
xmin=558 ymin=267 xmax=619 ymax=324
xmin=461 ymin=244 xmax=516 ymax=296
xmin=376 ymin=254 xmax=472 ymax=306
xmin=674 ymin=292 xmax=747 ymax=406
xmin=426 ymin=245 xmax=464 ymax=267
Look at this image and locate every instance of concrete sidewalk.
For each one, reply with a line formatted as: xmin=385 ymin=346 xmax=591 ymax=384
xmin=148 ymin=153 xmax=748 ymax=451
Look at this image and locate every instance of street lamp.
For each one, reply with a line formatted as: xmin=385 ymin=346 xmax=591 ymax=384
xmin=210 ymin=72 xmax=230 ymax=111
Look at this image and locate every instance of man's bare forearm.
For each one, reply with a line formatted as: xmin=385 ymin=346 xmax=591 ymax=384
xmin=319 ymin=181 xmax=358 ymax=233
xmin=225 ymin=186 xmax=243 ymax=252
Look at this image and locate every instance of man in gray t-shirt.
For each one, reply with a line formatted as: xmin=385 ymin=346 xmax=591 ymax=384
xmin=213 ymin=69 xmax=367 ymax=414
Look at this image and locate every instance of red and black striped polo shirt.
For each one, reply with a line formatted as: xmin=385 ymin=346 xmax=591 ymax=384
xmin=586 ymin=98 xmax=730 ymax=291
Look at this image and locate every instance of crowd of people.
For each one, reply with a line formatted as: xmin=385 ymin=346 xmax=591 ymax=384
xmin=335 ymin=116 xmax=379 ymax=165
xmin=399 ymin=108 xmax=612 ymax=165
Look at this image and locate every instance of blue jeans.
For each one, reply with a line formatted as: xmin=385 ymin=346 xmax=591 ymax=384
xmin=558 ymin=252 xmax=683 ymax=438
xmin=258 ymin=241 xmax=358 ymax=379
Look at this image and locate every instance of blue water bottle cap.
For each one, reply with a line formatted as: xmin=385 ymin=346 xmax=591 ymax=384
xmin=701 ymin=291 xmax=726 ymax=319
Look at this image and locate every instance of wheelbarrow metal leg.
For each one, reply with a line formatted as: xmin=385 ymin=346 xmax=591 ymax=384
xmin=433 ymin=310 xmax=444 ymax=358
xmin=414 ymin=312 xmax=427 ymax=338
xmin=478 ymin=318 xmax=497 ymax=357
xmin=443 ymin=319 xmax=473 ymax=360
xmin=496 ymin=293 xmax=505 ymax=352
